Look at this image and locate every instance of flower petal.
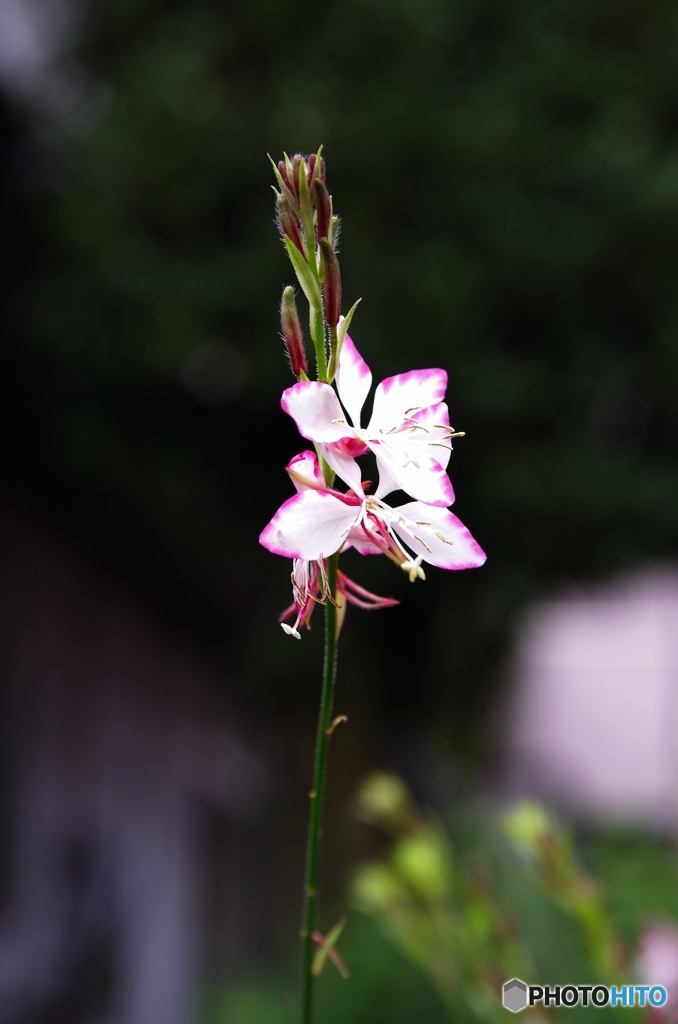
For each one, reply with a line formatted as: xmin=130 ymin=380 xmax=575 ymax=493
xmin=286 ymin=450 xmax=326 ymax=491
xmin=259 ymin=490 xmax=361 ymax=560
xmin=335 ymin=333 xmax=372 ymax=428
xmin=372 ymin=443 xmax=454 ymax=506
xmin=317 ymin=442 xmax=364 ymax=496
xmin=390 ymin=501 xmax=486 ymax=569
xmin=407 ymin=401 xmax=453 ymax=470
xmin=368 ymin=368 xmax=448 ymax=434
xmin=344 ymin=521 xmax=387 ymax=556
xmin=281 ymin=382 xmax=350 ymax=442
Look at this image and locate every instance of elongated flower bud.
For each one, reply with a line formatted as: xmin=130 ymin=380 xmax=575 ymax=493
xmin=314 ymin=179 xmax=332 ymax=242
xmin=320 ymin=237 xmax=341 ymax=326
xmin=291 ymin=154 xmax=303 ymax=202
xmin=281 ymin=286 xmax=308 ymax=377
xmin=306 ymin=152 xmax=316 ymax=184
xmin=276 ymin=194 xmax=305 ymax=257
xmin=277 ymin=160 xmax=292 ymax=191
xmin=329 ymin=215 xmax=341 ymax=251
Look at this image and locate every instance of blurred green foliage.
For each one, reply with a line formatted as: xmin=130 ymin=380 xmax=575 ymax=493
xmin=202 ymin=781 xmax=678 ymax=1024
xmin=5 ymin=0 xmax=678 ymax=726
xmin=353 ymin=778 xmax=632 ymax=1023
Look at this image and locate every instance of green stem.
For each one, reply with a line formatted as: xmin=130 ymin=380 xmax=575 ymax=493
xmin=326 ymin=324 xmax=339 ymax=382
xmin=300 ymin=551 xmax=340 ymax=1024
xmin=311 ymin=307 xmax=327 ymax=380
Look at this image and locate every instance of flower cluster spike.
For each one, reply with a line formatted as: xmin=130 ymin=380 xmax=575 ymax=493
xmin=270 ymin=148 xmax=342 ymax=382
xmin=261 ymin=151 xmax=486 ymax=639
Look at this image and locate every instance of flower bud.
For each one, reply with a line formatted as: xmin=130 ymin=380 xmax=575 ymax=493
xmin=306 ymin=152 xmax=316 ymax=184
xmin=297 ymin=157 xmax=315 ymax=254
xmin=314 ymin=179 xmax=332 ymax=241
xmin=393 ymin=833 xmax=452 ymax=899
xmin=277 ymin=160 xmax=291 ymax=191
xmin=356 ymin=773 xmax=411 ymax=824
xmin=329 ymin=215 xmax=341 ymax=251
xmin=291 ymin=154 xmax=303 ymax=202
xmin=276 ymin=194 xmax=305 ymax=257
xmin=320 ymin=237 xmax=341 ymax=326
xmin=280 ymin=286 xmax=308 ymax=377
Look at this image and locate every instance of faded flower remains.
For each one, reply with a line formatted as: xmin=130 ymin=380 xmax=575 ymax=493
xmin=259 ymin=151 xmax=485 ymax=639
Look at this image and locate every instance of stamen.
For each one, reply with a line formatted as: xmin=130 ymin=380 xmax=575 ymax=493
xmin=435 ymin=531 xmax=454 ymax=545
xmin=400 ymin=556 xmax=426 ymax=582
xmin=331 ymin=417 xmax=347 ymax=424
xmin=412 ymin=534 xmax=432 ymax=553
xmin=404 ymin=406 xmax=423 ymax=415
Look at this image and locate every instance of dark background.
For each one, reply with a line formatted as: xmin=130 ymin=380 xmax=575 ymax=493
xmin=2 ymin=0 xmax=678 ymax=1016
xmin=6 ymin=0 xmax=677 ymax=738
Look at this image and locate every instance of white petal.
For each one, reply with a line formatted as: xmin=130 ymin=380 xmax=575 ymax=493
xmin=369 ymin=367 xmax=447 ymax=433
xmin=406 ymin=401 xmax=453 ymax=470
xmin=336 ymin=333 xmax=372 ymax=428
xmin=259 ymin=490 xmax=361 ymax=561
xmin=372 ymin=458 xmax=401 ymax=504
xmin=281 ymin=382 xmax=350 ymax=442
xmin=372 ymin=443 xmax=454 ymax=506
xmin=317 ymin=442 xmax=364 ymax=495
xmin=390 ymin=502 xmax=486 ymax=570
xmin=286 ymin=450 xmax=326 ymax=492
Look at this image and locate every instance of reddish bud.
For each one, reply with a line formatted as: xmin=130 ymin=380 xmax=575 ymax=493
xmin=281 ymin=286 xmax=308 ymax=377
xmin=276 ymin=194 xmax=305 ymax=257
xmin=314 ymin=179 xmax=332 ymax=241
xmin=319 ymin=238 xmax=341 ymax=327
xmin=291 ymin=154 xmax=303 ymax=201
xmin=306 ymin=153 xmax=316 ymax=184
xmin=277 ymin=160 xmax=291 ymax=190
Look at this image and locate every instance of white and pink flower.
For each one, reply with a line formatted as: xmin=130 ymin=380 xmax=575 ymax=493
xmin=260 ymin=484 xmax=486 ymax=575
xmin=281 ymin=334 xmax=458 ymax=506
xmin=260 ymin=451 xmax=486 ymax=636
xmin=269 ymin=451 xmax=400 ymax=639
xmin=261 ymin=332 xmax=486 ymax=638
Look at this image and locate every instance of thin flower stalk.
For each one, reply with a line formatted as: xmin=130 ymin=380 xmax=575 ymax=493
xmin=260 ymin=150 xmax=486 ymax=1023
